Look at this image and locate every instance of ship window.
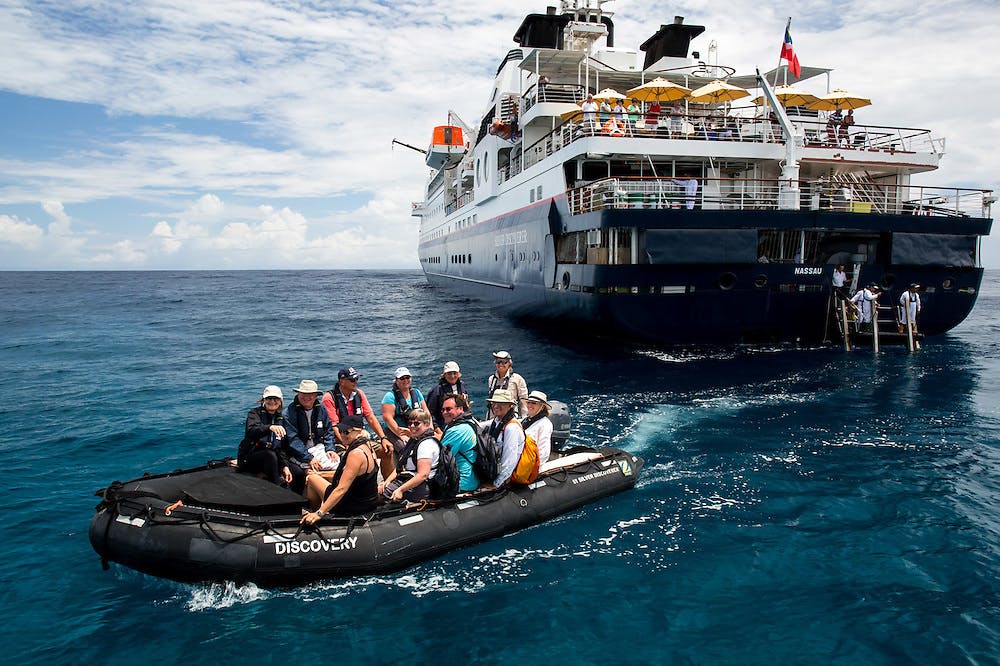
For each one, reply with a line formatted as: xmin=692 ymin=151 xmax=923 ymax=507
xmin=718 ymin=272 xmax=737 ymax=291
xmin=530 ymin=190 xmax=535 ymax=203
xmin=537 ymin=185 xmax=543 ymax=200
xmin=484 ymin=153 xmax=489 ymax=181
xmin=467 ymin=254 xmax=472 ymax=264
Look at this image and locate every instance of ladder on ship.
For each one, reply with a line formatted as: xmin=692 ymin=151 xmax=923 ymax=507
xmin=830 ymin=298 xmax=921 ymax=352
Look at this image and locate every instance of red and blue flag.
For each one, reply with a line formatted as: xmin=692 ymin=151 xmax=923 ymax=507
xmin=780 ymin=22 xmax=801 ymax=78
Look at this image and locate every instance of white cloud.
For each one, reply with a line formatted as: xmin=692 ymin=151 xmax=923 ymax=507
xmin=0 ymin=214 xmax=44 ymax=249
xmin=0 ymin=0 xmax=997 ymax=268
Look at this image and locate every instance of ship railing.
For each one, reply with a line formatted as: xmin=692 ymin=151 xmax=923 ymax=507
xmin=522 ymin=83 xmax=587 ymax=112
xmin=511 ymin=111 xmax=939 ymax=177
xmin=568 ymin=176 xmax=993 ymax=219
xmin=445 ymin=191 xmax=475 ymax=216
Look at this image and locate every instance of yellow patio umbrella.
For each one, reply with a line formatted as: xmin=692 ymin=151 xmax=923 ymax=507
xmin=751 ymin=84 xmax=819 ymax=108
xmin=688 ymin=79 xmax=750 ymax=104
xmin=626 ymin=77 xmax=691 ymax=103
xmin=593 ymin=88 xmax=627 ymax=102
xmin=559 ymin=103 xmax=584 ymax=122
xmin=806 ymin=88 xmax=872 ymax=111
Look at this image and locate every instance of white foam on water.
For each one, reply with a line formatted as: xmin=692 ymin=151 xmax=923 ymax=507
xmin=184 ymin=581 xmax=269 ymax=611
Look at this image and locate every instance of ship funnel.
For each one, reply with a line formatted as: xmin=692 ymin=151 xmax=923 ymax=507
xmin=640 ymin=18 xmax=706 ymax=69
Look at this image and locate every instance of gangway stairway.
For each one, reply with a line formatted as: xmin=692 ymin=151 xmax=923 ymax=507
xmin=828 ymin=296 xmax=922 ymax=352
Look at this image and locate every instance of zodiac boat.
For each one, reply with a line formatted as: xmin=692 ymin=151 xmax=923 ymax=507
xmin=89 ymin=446 xmax=643 ymax=587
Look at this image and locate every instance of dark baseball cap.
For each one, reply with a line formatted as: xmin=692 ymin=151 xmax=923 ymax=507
xmin=338 ymin=367 xmax=361 ymax=381
xmin=337 ymin=414 xmax=365 ymax=432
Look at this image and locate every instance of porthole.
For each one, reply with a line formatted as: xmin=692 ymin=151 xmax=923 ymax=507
xmin=561 ymin=272 xmax=571 ymax=290
xmin=754 ymin=274 xmax=768 ymax=288
xmin=718 ymin=272 xmax=737 ymax=291
xmin=942 ymin=277 xmax=955 ymax=290
xmin=467 ymin=254 xmax=472 ymax=264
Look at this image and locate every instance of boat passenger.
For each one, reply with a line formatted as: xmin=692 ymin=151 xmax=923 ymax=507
xmin=237 ymin=385 xmax=292 ymax=487
xmin=487 ymin=350 xmax=528 ymax=418
xmin=842 ymin=109 xmax=856 ymax=145
xmin=898 ymin=283 xmax=922 ymax=332
xmin=482 ymin=389 xmax=526 ymax=489
xmin=301 ymin=415 xmax=379 ymax=524
xmin=851 ymin=283 xmax=881 ymax=329
xmin=599 ymin=98 xmax=612 ymax=123
xmin=425 ymin=360 xmax=469 ymax=432
xmin=827 ymin=109 xmax=844 ymax=144
xmin=440 ymin=394 xmax=479 ymax=493
xmin=322 ymin=366 xmax=394 ymax=476
xmin=522 ymin=390 xmax=554 ymax=464
xmin=380 ymin=408 xmax=439 ymax=503
xmin=644 ymin=100 xmax=661 ymax=133
xmin=283 ymin=379 xmax=336 ymax=494
xmin=626 ymin=99 xmax=641 ymax=127
xmin=581 ymin=94 xmax=598 ymax=134
xmin=381 ymin=367 xmax=428 ymax=455
xmin=832 ymin=264 xmax=850 ymax=301
xmin=612 ymin=100 xmax=627 ymax=124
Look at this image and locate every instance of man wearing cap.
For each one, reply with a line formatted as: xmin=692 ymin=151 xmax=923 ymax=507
xmin=484 ymin=389 xmax=525 ymax=488
xmin=898 ymin=283 xmax=922 ymax=332
xmin=426 ymin=360 xmax=469 ymax=432
xmin=851 ymin=283 xmax=881 ymax=330
xmin=322 ymin=366 xmax=392 ymax=452
xmin=283 ymin=380 xmax=336 ymax=494
xmin=488 ymin=351 xmax=528 ymax=419
xmin=382 ymin=367 xmax=428 ymax=454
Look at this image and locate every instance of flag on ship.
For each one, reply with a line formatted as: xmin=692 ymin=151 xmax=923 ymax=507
xmin=780 ymin=19 xmax=801 ymax=79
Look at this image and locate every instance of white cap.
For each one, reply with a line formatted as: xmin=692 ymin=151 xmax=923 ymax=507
xmin=261 ymin=385 xmax=283 ymax=400
xmin=394 ymin=367 xmax=412 ymax=379
xmin=493 ymin=350 xmax=512 ymax=361
xmin=443 ymin=361 xmax=460 ymax=373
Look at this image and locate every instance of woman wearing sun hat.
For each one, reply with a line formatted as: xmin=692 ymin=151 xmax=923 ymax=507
xmin=237 ymin=385 xmax=293 ymax=487
xmin=522 ymin=390 xmax=554 ymax=464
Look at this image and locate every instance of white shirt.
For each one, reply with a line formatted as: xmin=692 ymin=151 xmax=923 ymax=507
xmin=832 ymin=269 xmax=846 ymax=287
xmin=494 ymin=420 xmax=525 ymax=486
xmin=525 ymin=416 xmax=553 ymax=464
xmin=581 ymin=101 xmax=598 ymax=122
xmin=404 ymin=437 xmax=440 ymax=480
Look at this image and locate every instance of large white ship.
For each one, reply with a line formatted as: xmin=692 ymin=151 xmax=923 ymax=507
xmin=411 ymin=2 xmax=993 ymax=344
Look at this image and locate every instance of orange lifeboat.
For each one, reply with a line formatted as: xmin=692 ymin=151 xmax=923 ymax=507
xmin=426 ymin=125 xmax=466 ymax=169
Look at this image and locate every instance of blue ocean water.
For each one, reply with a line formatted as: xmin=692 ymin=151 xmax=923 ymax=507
xmin=1 ymin=269 xmax=998 ymax=665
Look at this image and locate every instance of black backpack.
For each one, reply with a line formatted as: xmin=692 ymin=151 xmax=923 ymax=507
xmin=470 ymin=420 xmax=500 ymax=485
xmin=428 ymin=440 xmax=461 ymax=500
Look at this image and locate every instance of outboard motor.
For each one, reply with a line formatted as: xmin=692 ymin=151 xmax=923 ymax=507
xmin=548 ymin=400 xmax=571 ymax=451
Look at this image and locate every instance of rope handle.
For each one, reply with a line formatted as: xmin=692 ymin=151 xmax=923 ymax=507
xmin=164 ymin=500 xmax=183 ymax=515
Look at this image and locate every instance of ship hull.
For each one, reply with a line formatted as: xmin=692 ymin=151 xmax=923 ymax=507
xmin=419 ymin=199 xmax=988 ymax=345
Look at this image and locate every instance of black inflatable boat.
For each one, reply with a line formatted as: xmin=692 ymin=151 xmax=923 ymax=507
xmin=89 ymin=446 xmax=643 ymax=586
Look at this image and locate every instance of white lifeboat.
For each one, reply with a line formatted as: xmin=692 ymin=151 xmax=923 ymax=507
xmin=426 ymin=125 xmax=466 ymax=170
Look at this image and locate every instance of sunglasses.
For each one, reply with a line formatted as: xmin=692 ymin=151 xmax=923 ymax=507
xmin=495 ymin=360 xmax=510 ymax=365
xmin=398 ymin=376 xmax=412 ymax=380
xmin=407 ymin=420 xmax=423 ymax=426
xmin=263 ymin=397 xmax=281 ymax=402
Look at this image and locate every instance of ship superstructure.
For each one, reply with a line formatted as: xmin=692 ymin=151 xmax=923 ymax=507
xmin=412 ymin=2 xmax=992 ymax=344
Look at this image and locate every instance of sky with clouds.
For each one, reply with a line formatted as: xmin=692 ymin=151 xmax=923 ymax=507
xmin=1 ymin=0 xmax=997 ymax=270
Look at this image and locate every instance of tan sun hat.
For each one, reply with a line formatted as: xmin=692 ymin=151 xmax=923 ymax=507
xmin=487 ymin=389 xmax=516 ymax=405
xmin=292 ymin=379 xmax=321 ymax=394
xmin=443 ymin=360 xmax=461 ymax=373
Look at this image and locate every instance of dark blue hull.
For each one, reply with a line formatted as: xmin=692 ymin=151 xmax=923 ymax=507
xmin=420 ymin=198 xmax=990 ymax=345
